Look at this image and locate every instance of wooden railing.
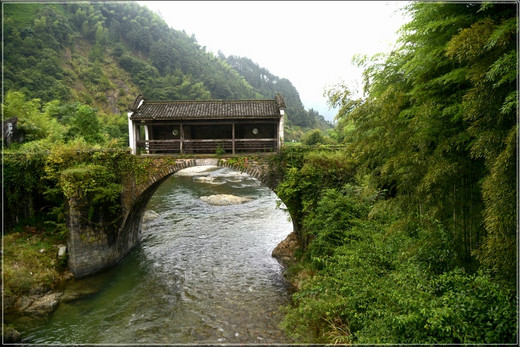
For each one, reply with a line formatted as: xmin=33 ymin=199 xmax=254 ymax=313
xmin=235 ymin=139 xmax=277 ymax=153
xmin=137 ymin=139 xmax=277 ymax=154
xmin=137 ymin=139 xmax=180 ymax=153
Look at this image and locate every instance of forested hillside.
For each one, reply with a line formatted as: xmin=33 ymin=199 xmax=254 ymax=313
xmin=3 ymin=1 xmax=329 ymax=139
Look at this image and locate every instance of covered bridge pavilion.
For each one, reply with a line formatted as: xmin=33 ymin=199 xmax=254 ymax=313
xmin=127 ymin=94 xmax=286 ymax=155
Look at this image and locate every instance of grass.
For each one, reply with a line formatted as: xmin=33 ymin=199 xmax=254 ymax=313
xmin=3 ymin=225 xmax=68 ymax=300
xmin=3 ymin=3 xmax=41 ymax=26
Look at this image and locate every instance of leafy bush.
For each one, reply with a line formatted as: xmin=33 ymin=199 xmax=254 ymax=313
xmin=3 ymin=140 xmax=132 ymax=229
xmin=277 ymin=146 xmax=516 ymax=344
xmin=304 ymin=186 xmax=371 ymax=261
xmin=281 ymin=186 xmax=517 ymax=344
xmin=275 ymin=149 xmax=356 ymax=245
xmin=423 ymin=269 xmax=517 ymax=343
xmin=60 ymin=163 xmax=122 ymax=226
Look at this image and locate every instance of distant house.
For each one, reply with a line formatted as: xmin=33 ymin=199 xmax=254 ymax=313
xmin=127 ymin=94 xmax=286 ymax=155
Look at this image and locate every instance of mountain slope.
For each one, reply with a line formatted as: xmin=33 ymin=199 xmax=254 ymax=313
xmin=3 ymin=1 xmax=330 ymax=136
xmin=225 ymin=55 xmax=331 ymax=130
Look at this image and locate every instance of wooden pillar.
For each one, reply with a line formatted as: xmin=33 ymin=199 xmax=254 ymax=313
xmin=232 ymin=122 xmax=236 ymax=154
xmin=274 ymin=123 xmax=278 ymax=151
xmin=180 ymin=123 xmax=184 ymax=154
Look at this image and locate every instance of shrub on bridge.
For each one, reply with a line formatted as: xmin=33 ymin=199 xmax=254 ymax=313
xmin=60 ymin=164 xmax=121 ymax=205
xmin=4 ymin=141 xmax=133 ymax=232
xmin=131 ymin=156 xmax=178 ymax=186
xmin=60 ymin=163 xmax=122 ymax=239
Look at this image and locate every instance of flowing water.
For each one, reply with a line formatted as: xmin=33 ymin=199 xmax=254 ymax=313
xmin=19 ymin=165 xmax=293 ymax=344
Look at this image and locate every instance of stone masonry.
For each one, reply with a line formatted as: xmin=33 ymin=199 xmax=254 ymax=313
xmin=66 ymin=156 xmax=278 ymax=277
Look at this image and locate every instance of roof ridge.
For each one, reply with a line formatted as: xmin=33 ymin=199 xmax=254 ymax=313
xmin=144 ymin=99 xmax=275 ymax=104
xmin=132 ymin=97 xmax=282 ymax=120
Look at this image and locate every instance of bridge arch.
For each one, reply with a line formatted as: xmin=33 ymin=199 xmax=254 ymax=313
xmin=67 ymin=157 xmax=285 ymax=277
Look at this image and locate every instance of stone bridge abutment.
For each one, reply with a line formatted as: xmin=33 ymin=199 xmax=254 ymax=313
xmin=67 ymin=156 xmax=279 ymax=277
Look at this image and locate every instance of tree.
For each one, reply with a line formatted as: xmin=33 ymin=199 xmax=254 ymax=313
xmin=442 ymin=7 xmax=518 ymax=282
xmin=281 ymin=3 xmax=517 ymax=342
xmin=62 ymin=104 xmax=105 ymax=144
xmin=2 ymin=91 xmax=67 ymax=144
xmin=329 ymin=1 xmax=517 ymax=280
xmin=302 ymin=129 xmax=327 ymax=146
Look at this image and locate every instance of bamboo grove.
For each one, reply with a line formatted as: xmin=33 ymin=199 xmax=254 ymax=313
xmin=277 ymin=2 xmax=517 ymax=343
xmin=342 ymin=1 xmax=518 ymax=285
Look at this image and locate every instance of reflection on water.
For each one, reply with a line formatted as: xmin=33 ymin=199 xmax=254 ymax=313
xmin=20 ymin=166 xmax=292 ymax=344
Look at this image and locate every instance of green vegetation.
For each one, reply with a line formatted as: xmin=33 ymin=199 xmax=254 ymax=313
xmin=3 ymin=227 xmax=68 ymax=299
xmin=2 ymin=91 xmax=128 ymax=150
xmin=2 ymin=1 xmax=516 ymax=344
xmin=276 ymin=2 xmax=517 ymax=344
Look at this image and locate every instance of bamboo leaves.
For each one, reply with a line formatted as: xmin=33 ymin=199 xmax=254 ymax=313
xmin=330 ymin=1 xmax=517 ymax=281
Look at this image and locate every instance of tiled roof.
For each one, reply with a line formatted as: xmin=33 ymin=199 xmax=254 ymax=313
xmin=130 ymin=98 xmax=284 ymax=121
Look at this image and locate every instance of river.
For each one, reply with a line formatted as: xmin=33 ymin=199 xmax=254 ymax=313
xmin=20 ymin=165 xmax=293 ymax=344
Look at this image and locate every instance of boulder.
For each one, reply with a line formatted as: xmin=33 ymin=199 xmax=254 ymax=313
xmin=58 ymin=245 xmax=67 ymax=259
xmin=61 ymin=286 xmax=98 ymax=302
xmin=192 ymin=176 xmax=224 ymax=185
xmin=24 ymin=292 xmax=62 ymax=316
xmin=199 ymin=194 xmax=252 ymax=206
xmin=3 ymin=324 xmax=21 ymax=343
xmin=175 ymin=165 xmax=219 ymax=176
xmin=272 ymin=231 xmax=299 ymax=267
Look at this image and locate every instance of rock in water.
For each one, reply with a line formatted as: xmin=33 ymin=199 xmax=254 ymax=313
xmin=192 ymin=176 xmax=224 ymax=185
xmin=193 ymin=176 xmax=215 ymax=183
xmin=3 ymin=324 xmax=21 ymax=342
xmin=24 ymin=293 xmax=62 ymax=316
xmin=199 ymin=194 xmax=252 ymax=206
xmin=142 ymin=210 xmax=160 ymax=222
xmin=175 ymin=165 xmax=219 ymax=176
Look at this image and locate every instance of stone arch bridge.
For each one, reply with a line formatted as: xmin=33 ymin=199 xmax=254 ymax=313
xmin=67 ymin=156 xmax=284 ymax=277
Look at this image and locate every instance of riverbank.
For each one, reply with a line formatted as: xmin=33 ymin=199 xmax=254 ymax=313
xmin=3 ymin=227 xmax=73 ymax=342
xmin=272 ymin=231 xmax=313 ymax=293
xmin=4 ymin=226 xmax=297 ymax=344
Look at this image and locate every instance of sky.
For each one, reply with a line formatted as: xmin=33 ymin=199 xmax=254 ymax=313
xmin=138 ymin=1 xmax=411 ymax=121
